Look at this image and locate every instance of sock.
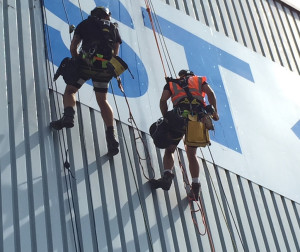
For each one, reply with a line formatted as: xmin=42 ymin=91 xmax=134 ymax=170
xmin=64 ymin=106 xmax=75 ymax=116
xmin=192 ymin=177 xmax=200 ymax=184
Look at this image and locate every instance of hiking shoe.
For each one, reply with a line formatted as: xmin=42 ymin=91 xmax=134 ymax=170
xmin=188 ymin=182 xmax=201 ymax=201
xmin=149 ymin=171 xmax=175 ymax=191
xmin=50 ymin=107 xmax=75 ymax=130
xmin=106 ymin=128 xmax=119 ymax=156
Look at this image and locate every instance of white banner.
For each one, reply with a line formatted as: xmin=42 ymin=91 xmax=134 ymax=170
xmin=45 ymin=0 xmax=300 ymax=202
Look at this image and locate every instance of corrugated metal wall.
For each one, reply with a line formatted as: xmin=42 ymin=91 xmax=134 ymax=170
xmin=161 ymin=0 xmax=300 ymax=75
xmin=0 ymin=0 xmax=299 ymax=251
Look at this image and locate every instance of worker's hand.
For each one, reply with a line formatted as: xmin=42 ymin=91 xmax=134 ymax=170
xmin=212 ymin=112 xmax=219 ymax=121
xmin=165 ymin=77 xmax=171 ymax=83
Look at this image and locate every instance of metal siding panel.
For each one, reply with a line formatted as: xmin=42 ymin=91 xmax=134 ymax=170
xmin=201 ymin=161 xmax=233 ymax=251
xmin=5 ymin=1 xmax=23 ymax=251
xmin=229 ymin=0 xmax=254 ymax=49
xmin=151 ymin=156 xmax=177 ymax=251
xmin=215 ymin=0 xmax=235 ymax=39
xmin=227 ymin=173 xmax=257 ymax=251
xmin=172 ymin=153 xmax=197 ymax=252
xmin=277 ymin=3 xmax=300 ymax=73
xmin=0 ymin=0 xmax=299 ymax=251
xmin=207 ymin=0 xmax=226 ymax=34
xmin=272 ymin=1 xmax=296 ymax=71
xmin=68 ymin=113 xmax=96 ymax=252
xmin=239 ymin=0 xmax=263 ymax=54
xmin=131 ymin=130 xmax=157 ymax=251
xmin=199 ymin=0 xmax=218 ymax=30
xmin=272 ymin=194 xmax=298 ymax=251
xmin=0 ymin=1 xmax=8 ymax=251
xmin=249 ymin=183 xmax=275 ymax=251
xmin=263 ymin=0 xmax=289 ymax=67
xmin=16 ymin=0 xmax=42 ymax=250
xmin=78 ymin=104 xmax=103 ymax=252
xmin=191 ymin=0 xmax=208 ymax=25
xmin=177 ymin=150 xmax=203 ymax=252
xmin=215 ymin=168 xmax=246 ymax=251
xmin=30 ymin=1 xmax=56 ymax=250
xmin=260 ymin=188 xmax=285 ymax=251
xmin=285 ymin=7 xmax=300 ymax=71
xmin=250 ymin=0 xmax=277 ymax=60
xmin=238 ymin=177 xmax=264 ymax=251
xmin=284 ymin=199 xmax=300 ymax=250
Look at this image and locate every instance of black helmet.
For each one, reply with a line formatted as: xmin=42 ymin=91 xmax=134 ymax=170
xmin=178 ymin=69 xmax=194 ymax=77
xmin=91 ymin=6 xmax=111 ymax=19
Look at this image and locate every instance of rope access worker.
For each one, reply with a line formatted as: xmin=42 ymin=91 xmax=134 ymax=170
xmin=150 ymin=70 xmax=219 ymax=201
xmin=50 ymin=7 xmax=123 ymax=156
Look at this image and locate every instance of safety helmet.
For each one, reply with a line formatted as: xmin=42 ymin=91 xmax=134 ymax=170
xmin=178 ymin=69 xmax=194 ymax=77
xmin=91 ymin=6 xmax=111 ymax=19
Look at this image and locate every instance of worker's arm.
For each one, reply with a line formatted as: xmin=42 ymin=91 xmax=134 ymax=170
xmin=160 ymin=90 xmax=171 ymax=117
xmin=202 ymin=84 xmax=219 ymax=121
xmin=70 ymin=34 xmax=82 ymax=58
xmin=113 ymin=42 xmax=120 ymax=56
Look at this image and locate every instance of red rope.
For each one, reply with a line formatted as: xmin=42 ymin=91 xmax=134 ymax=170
xmin=144 ymin=0 xmax=167 ymax=77
xmin=176 ymin=150 xmax=215 ymax=252
xmin=142 ymin=1 xmax=215 ymax=250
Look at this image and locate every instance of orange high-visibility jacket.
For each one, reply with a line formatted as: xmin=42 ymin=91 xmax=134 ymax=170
xmin=169 ymin=76 xmax=207 ymax=106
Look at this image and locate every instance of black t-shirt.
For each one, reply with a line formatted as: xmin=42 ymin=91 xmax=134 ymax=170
xmin=74 ymin=16 xmax=122 ymax=58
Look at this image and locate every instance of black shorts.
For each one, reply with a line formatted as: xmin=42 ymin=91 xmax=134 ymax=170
xmin=168 ymin=129 xmax=184 ymax=146
xmin=66 ymin=59 xmax=114 ymax=93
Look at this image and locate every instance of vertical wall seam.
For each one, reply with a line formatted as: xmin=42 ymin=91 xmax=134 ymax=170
xmin=17 ymin=0 xmax=38 ymax=250
xmin=237 ymin=177 xmax=260 ymax=251
xmin=225 ymin=171 xmax=249 ymax=251
xmin=90 ymin=110 xmax=113 ymax=252
xmin=76 ymin=104 xmax=99 ymax=252
xmin=117 ymin=124 xmax=140 ymax=252
xmin=259 ymin=188 xmax=281 ymax=251
xmin=248 ymin=182 xmax=270 ymax=251
xmin=202 ymin=161 xmax=228 ymax=251
xmin=3 ymin=0 xmax=21 ymax=251
xmin=270 ymin=193 xmax=291 ymax=251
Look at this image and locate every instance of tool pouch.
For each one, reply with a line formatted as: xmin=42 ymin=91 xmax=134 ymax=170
xmin=107 ymin=56 xmax=128 ymax=77
xmin=185 ymin=120 xmax=210 ymax=147
xmin=54 ymin=57 xmax=80 ymax=83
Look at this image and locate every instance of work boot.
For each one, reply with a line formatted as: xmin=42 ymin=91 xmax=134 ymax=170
xmin=188 ymin=182 xmax=201 ymax=201
xmin=149 ymin=171 xmax=175 ymax=191
xmin=106 ymin=127 xmax=119 ymax=156
xmin=50 ymin=107 xmax=75 ymax=130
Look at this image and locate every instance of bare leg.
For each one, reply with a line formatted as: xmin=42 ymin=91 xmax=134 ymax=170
xmin=95 ymin=92 xmax=114 ymax=127
xmin=185 ymin=145 xmax=199 ymax=179
xmin=163 ymin=145 xmax=177 ymax=171
xmin=63 ymin=85 xmax=78 ymax=108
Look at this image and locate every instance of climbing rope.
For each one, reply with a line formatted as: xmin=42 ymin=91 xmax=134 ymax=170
xmin=41 ymin=1 xmax=85 ymax=251
xmin=143 ymin=1 xmax=248 ymax=251
xmin=205 ymin=146 xmax=246 ymax=251
xmin=42 ymin=1 xmax=156 ymax=251
xmin=143 ymin=0 xmax=216 ymax=246
xmin=110 ymin=78 xmax=154 ymax=251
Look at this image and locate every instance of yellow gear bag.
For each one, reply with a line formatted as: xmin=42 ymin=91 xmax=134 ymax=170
xmin=108 ymin=56 xmax=128 ymax=76
xmin=184 ymin=120 xmax=210 ymax=147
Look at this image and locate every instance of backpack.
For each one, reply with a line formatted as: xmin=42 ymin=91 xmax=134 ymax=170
xmin=82 ymin=17 xmax=117 ymax=60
